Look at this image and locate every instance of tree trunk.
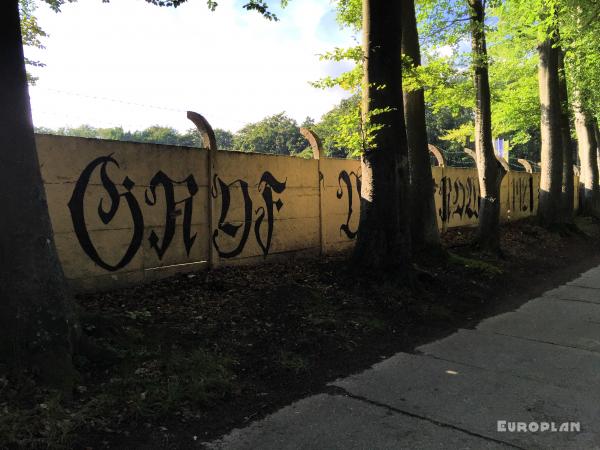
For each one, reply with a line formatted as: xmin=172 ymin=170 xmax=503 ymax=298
xmin=0 ymin=0 xmax=77 ymax=389
xmin=558 ymin=49 xmax=574 ymax=223
xmin=594 ymin=121 xmax=600 ymax=186
xmin=353 ymin=0 xmax=411 ymax=274
xmin=573 ymin=95 xmax=600 ymax=217
xmin=401 ymin=0 xmax=441 ymax=254
xmin=467 ymin=0 xmax=506 ymax=253
xmin=537 ymin=35 xmax=564 ymax=227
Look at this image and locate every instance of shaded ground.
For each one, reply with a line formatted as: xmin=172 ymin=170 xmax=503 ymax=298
xmin=2 ymin=217 xmax=600 ymax=449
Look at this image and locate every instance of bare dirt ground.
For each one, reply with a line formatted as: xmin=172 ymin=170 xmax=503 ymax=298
xmin=2 ymin=217 xmax=600 ymax=449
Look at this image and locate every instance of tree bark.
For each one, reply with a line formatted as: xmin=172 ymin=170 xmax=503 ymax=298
xmin=353 ymin=0 xmax=411 ymax=274
xmin=401 ymin=0 xmax=441 ymax=254
xmin=467 ymin=0 xmax=506 ymax=253
xmin=573 ymin=95 xmax=600 ymax=217
xmin=558 ymin=49 xmax=574 ymax=223
xmin=594 ymin=121 xmax=600 ymax=186
xmin=537 ymin=35 xmax=564 ymax=227
xmin=0 ymin=0 xmax=77 ymax=388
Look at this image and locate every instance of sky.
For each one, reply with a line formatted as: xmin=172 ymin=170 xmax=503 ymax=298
xmin=25 ymin=0 xmax=359 ymax=133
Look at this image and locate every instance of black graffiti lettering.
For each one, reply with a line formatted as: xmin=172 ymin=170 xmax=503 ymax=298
xmin=465 ymin=178 xmax=479 ymax=219
xmin=438 ymin=175 xmax=480 ymax=224
xmin=439 ymin=176 xmax=450 ymax=223
xmin=211 ymin=175 xmax=253 ymax=258
xmin=255 ymin=172 xmax=287 ymax=257
xmin=68 ymin=154 xmax=144 ymax=271
xmin=512 ymin=179 xmax=516 ymax=212
xmin=451 ymin=179 xmax=466 ymax=218
xmin=145 ymin=171 xmax=199 ymax=259
xmin=518 ymin=179 xmax=527 ymax=211
xmin=529 ymin=176 xmax=534 ymax=212
xmin=511 ymin=176 xmax=534 ymax=213
xmin=337 ymin=170 xmax=361 ymax=239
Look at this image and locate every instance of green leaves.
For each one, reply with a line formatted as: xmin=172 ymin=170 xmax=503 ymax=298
xmin=141 ymin=0 xmax=287 ymax=20
xmin=20 ymin=0 xmax=50 ymax=85
xmin=312 ymin=95 xmax=361 ymax=158
xmin=334 ymin=0 xmax=361 ymax=30
xmin=233 ymin=113 xmax=306 ymax=155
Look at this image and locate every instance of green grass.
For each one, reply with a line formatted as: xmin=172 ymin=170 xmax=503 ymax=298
xmin=448 ymin=252 xmax=503 ymax=276
xmin=278 ymin=351 xmax=308 ymax=373
xmin=0 ymin=347 xmax=237 ymax=449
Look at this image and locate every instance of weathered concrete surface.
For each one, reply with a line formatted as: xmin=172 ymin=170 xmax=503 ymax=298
xmin=417 ymin=329 xmax=600 ymax=391
xmin=518 ymin=296 xmax=600 ymax=318
xmin=476 ymin=298 xmax=600 ymax=352
xmin=332 ymin=353 xmax=599 ymax=449
xmin=578 ymin=266 xmax=600 ymax=279
xmin=567 ymin=267 xmax=600 ymax=288
xmin=543 ymin=284 xmax=600 ymax=303
xmin=206 ymin=264 xmax=600 ymax=449
xmin=206 ymin=394 xmax=508 ymax=450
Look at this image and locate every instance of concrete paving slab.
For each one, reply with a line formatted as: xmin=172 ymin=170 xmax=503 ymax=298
xmin=567 ymin=277 xmax=600 ymax=289
xmin=205 ymin=394 xmax=509 ymax=450
xmin=417 ymin=329 xmax=600 ymax=391
xmin=476 ymin=309 xmax=600 ymax=352
xmin=206 ymin=263 xmax=600 ymax=449
xmin=517 ymin=296 xmax=600 ymax=321
xmin=331 ymin=353 xmax=600 ymax=449
xmin=577 ymin=266 xmax=600 ymax=279
xmin=542 ymin=284 xmax=600 ymax=303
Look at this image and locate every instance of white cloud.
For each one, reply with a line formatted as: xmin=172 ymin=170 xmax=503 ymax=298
xmin=26 ymin=0 xmax=358 ymax=132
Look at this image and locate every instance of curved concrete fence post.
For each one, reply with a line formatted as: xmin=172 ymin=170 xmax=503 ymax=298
xmin=187 ymin=111 xmax=217 ymax=151
xmin=463 ymin=147 xmax=477 ymax=164
xmin=464 ymin=147 xmax=509 ymax=172
xmin=517 ymin=159 xmax=534 ymax=173
xmin=428 ymin=144 xmax=446 ymax=167
xmin=188 ymin=111 xmax=218 ymax=267
xmin=495 ymin=155 xmax=510 ymax=173
xmin=300 ymin=127 xmax=325 ymax=254
xmin=574 ymin=165 xmax=581 ymax=212
xmin=300 ymin=127 xmax=323 ymax=160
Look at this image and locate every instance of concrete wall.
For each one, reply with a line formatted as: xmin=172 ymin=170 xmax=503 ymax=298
xmin=37 ymin=135 xmax=211 ymax=292
xmin=35 ymin=134 xmax=578 ymax=292
xmin=210 ymin=151 xmax=321 ymax=264
xmin=319 ymin=158 xmax=361 ymax=254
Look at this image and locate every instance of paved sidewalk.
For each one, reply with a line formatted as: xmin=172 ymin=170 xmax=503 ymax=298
xmin=206 ymin=265 xmax=600 ymax=450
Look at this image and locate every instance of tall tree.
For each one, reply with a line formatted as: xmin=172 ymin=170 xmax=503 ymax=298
xmin=467 ymin=0 xmax=506 ymax=253
xmin=0 ymin=0 xmax=77 ymax=388
xmin=537 ymin=19 xmax=564 ymax=227
xmin=573 ymin=95 xmax=600 ymax=216
xmin=0 ymin=0 xmax=289 ymax=385
xmin=557 ymin=49 xmax=574 ymax=222
xmin=353 ymin=0 xmax=411 ymax=272
xmin=401 ymin=0 xmax=441 ymax=253
xmin=562 ymin=0 xmax=600 ymax=215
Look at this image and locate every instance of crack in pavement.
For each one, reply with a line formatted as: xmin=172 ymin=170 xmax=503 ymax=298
xmin=323 ymin=385 xmax=525 ymax=450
